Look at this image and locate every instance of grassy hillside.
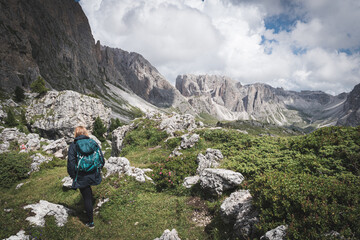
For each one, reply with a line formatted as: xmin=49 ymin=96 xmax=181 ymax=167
xmin=0 ymin=117 xmax=359 ymax=239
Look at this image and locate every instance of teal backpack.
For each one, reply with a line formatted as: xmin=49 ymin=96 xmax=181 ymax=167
xmin=75 ymin=138 xmax=103 ymax=174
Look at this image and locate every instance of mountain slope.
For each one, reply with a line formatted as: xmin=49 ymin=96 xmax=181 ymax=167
xmin=336 ymin=83 xmax=360 ymax=126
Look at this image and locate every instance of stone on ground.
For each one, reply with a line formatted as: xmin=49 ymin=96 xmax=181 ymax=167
xmin=154 ymin=229 xmax=181 ymax=240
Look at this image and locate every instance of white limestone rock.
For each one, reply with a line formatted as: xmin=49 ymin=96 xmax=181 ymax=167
xmin=0 ymin=141 xmax=10 ymax=153
xmin=183 ymin=176 xmax=200 ymax=188
xmin=159 ymin=113 xmax=197 ymax=136
xmin=26 ymin=90 xmax=111 ymax=140
xmin=260 ymin=225 xmax=288 ymax=240
xmin=94 ymin=198 xmax=110 ymax=214
xmin=25 ymin=133 xmax=41 ymax=151
xmin=28 ymin=153 xmax=52 ymax=174
xmin=220 ymin=190 xmax=253 ymax=223
xmin=42 ymin=138 xmax=67 ymax=158
xmin=0 ymin=128 xmax=27 ymax=144
xmin=154 ymin=229 xmax=181 ymax=240
xmin=104 ymin=157 xmax=152 ymax=183
xmin=61 ymin=176 xmax=73 ymax=189
xmin=233 ymin=195 xmax=259 ymax=239
xmin=23 ymin=200 xmax=72 ymax=227
xmin=15 ymin=183 xmax=24 ymax=190
xmin=104 ymin=157 xmax=131 ymax=177
xmin=111 ymin=124 xmax=134 ymax=157
xmin=180 ymin=133 xmax=199 ymax=149
xmin=199 ymin=168 xmax=244 ymax=196
xmin=3 ymin=230 xmax=30 ymax=240
xmin=196 ymin=148 xmax=223 ymax=174
xmin=169 ymin=133 xmax=200 ymax=157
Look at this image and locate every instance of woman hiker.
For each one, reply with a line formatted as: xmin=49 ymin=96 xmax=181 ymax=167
xmin=67 ymin=126 xmax=105 ymax=228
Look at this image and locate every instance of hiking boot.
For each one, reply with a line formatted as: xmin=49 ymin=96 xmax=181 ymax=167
xmin=85 ymin=222 xmax=95 ymax=229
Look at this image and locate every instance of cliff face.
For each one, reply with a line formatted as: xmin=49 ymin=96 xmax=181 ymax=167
xmin=0 ymin=0 xmax=187 ymax=111
xmin=337 ymin=83 xmax=360 ymax=126
xmin=176 ymin=74 xmax=360 ymax=127
xmin=176 ymin=74 xmax=303 ymax=125
xmin=0 ymin=0 xmax=101 ymax=92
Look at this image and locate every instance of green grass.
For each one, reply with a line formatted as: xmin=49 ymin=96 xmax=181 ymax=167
xmin=1 ymin=116 xmax=359 ymax=240
xmin=0 ymin=167 xmax=207 ymax=239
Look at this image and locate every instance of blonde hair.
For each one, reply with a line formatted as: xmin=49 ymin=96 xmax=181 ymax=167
xmin=74 ymin=126 xmax=89 ymax=138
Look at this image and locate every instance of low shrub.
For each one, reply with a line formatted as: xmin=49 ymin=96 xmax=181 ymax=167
xmin=152 ymin=153 xmax=198 ymax=192
xmin=250 ymin=171 xmax=360 ymax=239
xmin=0 ymin=152 xmax=32 ymax=188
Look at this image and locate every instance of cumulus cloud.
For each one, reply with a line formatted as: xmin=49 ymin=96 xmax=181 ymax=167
xmin=80 ymin=0 xmax=360 ymax=94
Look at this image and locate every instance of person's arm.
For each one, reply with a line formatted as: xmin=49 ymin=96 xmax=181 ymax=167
xmin=67 ymin=143 xmax=77 ymax=178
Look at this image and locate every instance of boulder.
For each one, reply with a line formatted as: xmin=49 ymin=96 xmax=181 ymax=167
xmin=61 ymin=176 xmax=73 ymax=189
xmin=199 ymin=168 xmax=244 ymax=196
xmin=104 ymin=157 xmax=131 ymax=177
xmin=3 ymin=230 xmax=30 ymax=240
xmin=0 ymin=128 xmax=27 ymax=144
xmin=42 ymin=138 xmax=67 ymax=158
xmin=23 ymin=200 xmax=72 ymax=227
xmin=104 ymin=157 xmax=152 ymax=183
xmin=159 ymin=113 xmax=197 ymax=136
xmin=220 ymin=190 xmax=253 ymax=224
xmin=25 ymin=133 xmax=41 ymax=151
xmin=196 ymin=148 xmax=223 ymax=174
xmin=0 ymin=141 xmax=10 ymax=153
xmin=26 ymin=90 xmax=111 ymax=140
xmin=154 ymin=229 xmax=181 ymax=240
xmin=180 ymin=133 xmax=200 ymax=149
xmin=170 ymin=133 xmax=200 ymax=157
xmin=183 ymin=176 xmax=200 ymax=188
xmin=28 ymin=153 xmax=52 ymax=174
xmin=89 ymin=134 xmax=102 ymax=147
xmin=260 ymin=225 xmax=288 ymax=240
xmin=111 ymin=124 xmax=134 ymax=157
xmin=233 ymin=194 xmax=259 ymax=240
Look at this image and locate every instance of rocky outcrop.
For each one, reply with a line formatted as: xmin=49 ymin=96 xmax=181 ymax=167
xmin=104 ymin=157 xmax=153 ymax=182
xmin=25 ymin=133 xmax=41 ymax=151
xmin=176 ymin=74 xmax=303 ymax=125
xmin=42 ymin=138 xmax=68 ymax=158
xmin=182 ymin=176 xmax=200 ymax=189
xmin=23 ymin=200 xmax=72 ymax=227
xmin=219 ymin=190 xmax=259 ymax=239
xmin=111 ymin=124 xmax=134 ymax=157
xmin=260 ymin=225 xmax=288 ymax=240
xmin=3 ymin=230 xmax=30 ymax=240
xmin=170 ymin=133 xmax=200 ymax=157
xmin=199 ymin=168 xmax=244 ymax=196
xmin=196 ymin=148 xmax=223 ymax=174
xmin=154 ymin=229 xmax=181 ymax=240
xmin=0 ymin=128 xmax=27 ymax=144
xmin=220 ymin=190 xmax=253 ymax=223
xmin=62 ymin=176 xmax=73 ymax=189
xmin=159 ymin=113 xmax=198 ymax=136
xmin=26 ymin=90 xmax=111 ymax=140
xmin=337 ymin=83 xmax=360 ymax=126
xmin=28 ymin=153 xmax=53 ymax=174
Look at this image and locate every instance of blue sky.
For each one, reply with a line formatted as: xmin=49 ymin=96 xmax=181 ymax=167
xmin=80 ymin=0 xmax=360 ymax=95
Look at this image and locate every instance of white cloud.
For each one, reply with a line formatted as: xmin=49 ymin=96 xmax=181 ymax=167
xmin=80 ymin=0 xmax=360 ymax=95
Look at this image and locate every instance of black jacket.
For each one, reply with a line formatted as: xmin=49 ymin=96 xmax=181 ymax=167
xmin=67 ymin=135 xmax=105 ymax=189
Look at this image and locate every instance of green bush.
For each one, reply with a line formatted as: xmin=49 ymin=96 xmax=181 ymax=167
xmin=250 ymin=171 xmax=360 ymax=239
xmin=109 ymin=118 xmax=123 ymax=132
xmin=152 ymin=153 xmax=198 ymax=192
xmin=0 ymin=152 xmax=32 ymax=188
xmin=30 ymin=76 xmax=48 ymax=95
xmin=4 ymin=108 xmax=17 ymax=127
xmin=14 ymin=86 xmax=25 ymax=102
xmin=93 ymin=116 xmax=107 ymax=142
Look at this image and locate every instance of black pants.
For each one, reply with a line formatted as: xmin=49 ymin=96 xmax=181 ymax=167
xmin=80 ymin=186 xmax=93 ymax=223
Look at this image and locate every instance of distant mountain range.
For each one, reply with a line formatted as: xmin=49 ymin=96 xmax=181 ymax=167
xmin=0 ymin=0 xmax=359 ymax=127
